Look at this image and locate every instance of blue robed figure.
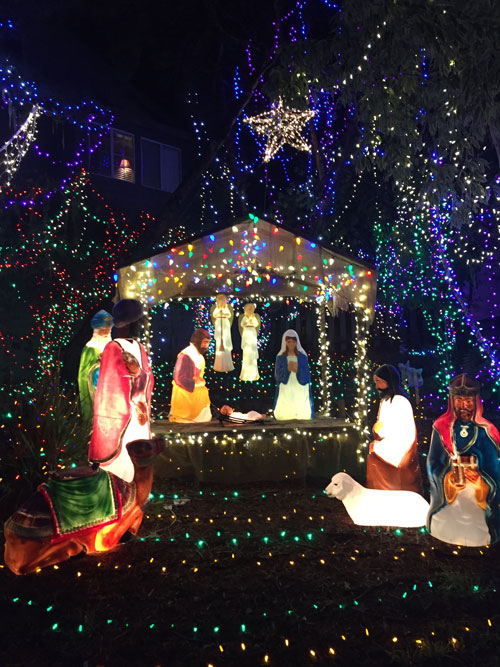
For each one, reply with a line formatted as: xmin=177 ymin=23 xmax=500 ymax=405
xmin=273 ymin=329 xmax=314 ymax=420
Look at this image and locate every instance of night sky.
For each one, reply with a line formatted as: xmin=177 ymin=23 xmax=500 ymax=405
xmin=2 ymin=0 xmax=291 ymax=131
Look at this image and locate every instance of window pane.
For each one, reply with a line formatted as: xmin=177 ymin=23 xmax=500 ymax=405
xmin=141 ymin=137 xmax=181 ymax=192
xmin=141 ymin=138 xmax=161 ymax=189
xmin=160 ymin=144 xmax=181 ymax=193
xmin=112 ymin=130 xmax=135 ymax=182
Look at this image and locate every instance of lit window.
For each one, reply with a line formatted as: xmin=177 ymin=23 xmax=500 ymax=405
xmin=89 ymin=128 xmax=135 ymax=183
xmin=141 ymin=137 xmax=181 ymax=192
xmin=113 ymin=130 xmax=135 ymax=182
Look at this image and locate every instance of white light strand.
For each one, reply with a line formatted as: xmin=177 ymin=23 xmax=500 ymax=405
xmin=0 ymin=104 xmax=40 ymax=186
xmin=316 ymin=302 xmax=332 ymax=416
xmin=353 ymin=307 xmax=371 ymax=454
xmin=244 ymin=97 xmax=316 ymax=162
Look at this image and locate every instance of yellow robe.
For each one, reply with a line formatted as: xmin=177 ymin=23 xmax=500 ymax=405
xmin=170 ymin=344 xmax=211 ymax=423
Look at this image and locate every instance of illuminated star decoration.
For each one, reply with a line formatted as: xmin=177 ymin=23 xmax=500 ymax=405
xmin=244 ymin=97 xmax=316 ymax=162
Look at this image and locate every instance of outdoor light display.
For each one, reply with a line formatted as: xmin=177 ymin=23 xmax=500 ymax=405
xmin=0 ymin=169 xmax=181 ymax=378
xmin=0 ymin=57 xmax=113 ymax=183
xmin=243 ymin=97 xmax=316 ymax=163
xmin=116 ymin=217 xmax=377 ymax=436
xmin=0 ymin=104 xmax=41 ymax=186
xmin=2 ymin=6 xmax=500 ymax=665
xmin=184 ymin=0 xmax=500 ymax=410
xmin=116 ymin=218 xmax=376 ymax=310
xmin=0 ymin=46 xmax=163 ymax=382
xmin=154 ymin=423 xmax=357 ymax=484
xmin=1 ymin=476 xmax=496 ymax=665
xmin=148 ymin=304 xmax=361 ymax=429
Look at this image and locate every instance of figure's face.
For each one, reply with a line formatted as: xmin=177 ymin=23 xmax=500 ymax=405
xmin=97 ymin=326 xmax=111 ymax=337
xmin=216 ymin=295 xmax=227 ymax=307
xmin=373 ymin=375 xmax=388 ymax=391
xmin=220 ymin=405 xmax=234 ymax=416
xmin=453 ymin=395 xmax=475 ymax=422
xmin=200 ymin=337 xmax=210 ymax=353
xmin=285 ymin=336 xmax=297 ymax=353
xmin=244 ymin=304 xmax=255 ymax=315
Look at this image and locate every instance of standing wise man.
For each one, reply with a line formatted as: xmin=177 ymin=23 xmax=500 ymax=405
xmin=427 ymin=374 xmax=500 ymax=546
xmin=78 ymin=310 xmax=112 ymax=422
xmin=169 ymin=328 xmax=212 ymax=423
xmin=89 ymin=299 xmax=154 ymax=483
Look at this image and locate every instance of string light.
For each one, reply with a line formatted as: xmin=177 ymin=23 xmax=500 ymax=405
xmin=3 ymin=485 xmax=498 ymax=664
xmin=0 ymin=168 xmax=184 ymax=377
xmin=0 ymin=105 xmax=41 ymax=185
xmin=117 ymin=217 xmax=376 ymax=427
xmin=244 ymin=97 xmax=316 ymax=163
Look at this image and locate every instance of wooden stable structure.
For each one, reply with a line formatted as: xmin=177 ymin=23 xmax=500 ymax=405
xmin=116 ymin=216 xmax=377 ymax=481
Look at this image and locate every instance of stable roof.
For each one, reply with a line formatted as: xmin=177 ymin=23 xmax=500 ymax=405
xmin=116 ymin=216 xmax=377 ymax=316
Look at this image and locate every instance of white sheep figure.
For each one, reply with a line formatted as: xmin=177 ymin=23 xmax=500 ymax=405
xmin=324 ymin=472 xmax=430 ymax=527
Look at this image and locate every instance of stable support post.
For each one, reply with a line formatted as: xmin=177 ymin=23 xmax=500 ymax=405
xmin=353 ymin=307 xmax=371 ymax=459
xmin=316 ymin=301 xmax=331 ymax=416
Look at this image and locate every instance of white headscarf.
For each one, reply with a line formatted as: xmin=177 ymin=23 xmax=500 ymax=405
xmin=277 ymin=329 xmax=306 ymax=356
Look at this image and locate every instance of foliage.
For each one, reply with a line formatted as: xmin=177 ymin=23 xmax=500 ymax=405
xmin=0 ymin=170 xmax=150 ymax=384
xmin=268 ymin=0 xmax=500 ymax=209
xmin=0 ymin=369 xmax=90 ymax=513
xmin=215 ymin=0 xmax=500 ymax=403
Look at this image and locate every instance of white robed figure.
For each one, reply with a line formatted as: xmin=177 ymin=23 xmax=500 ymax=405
xmin=210 ymin=294 xmax=234 ymax=372
xmin=273 ymin=329 xmax=313 ymax=420
xmin=238 ymin=303 xmax=261 ymax=381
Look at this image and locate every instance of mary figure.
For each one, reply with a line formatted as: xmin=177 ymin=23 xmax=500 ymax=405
xmin=273 ymin=329 xmax=313 ymax=420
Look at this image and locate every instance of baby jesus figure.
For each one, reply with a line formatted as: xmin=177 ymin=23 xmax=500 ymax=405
xmin=220 ymin=405 xmax=266 ymax=422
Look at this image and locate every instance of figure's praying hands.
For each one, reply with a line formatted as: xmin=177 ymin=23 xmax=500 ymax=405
xmin=288 ymin=360 xmax=298 ymax=373
xmin=464 ymin=468 xmax=480 ymax=483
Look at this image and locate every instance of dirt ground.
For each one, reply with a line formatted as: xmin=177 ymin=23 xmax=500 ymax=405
xmin=2 ymin=474 xmax=500 ymax=667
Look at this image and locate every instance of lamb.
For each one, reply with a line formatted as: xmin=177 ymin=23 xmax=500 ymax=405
xmin=324 ymin=472 xmax=430 ymax=527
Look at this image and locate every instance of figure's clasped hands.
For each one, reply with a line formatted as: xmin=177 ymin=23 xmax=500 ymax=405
xmin=464 ymin=468 xmax=480 ymax=483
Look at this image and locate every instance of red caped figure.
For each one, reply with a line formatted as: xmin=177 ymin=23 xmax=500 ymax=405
xmin=427 ymin=374 xmax=500 ymax=547
xmin=89 ymin=299 xmax=154 ymax=482
xmin=4 ymin=299 xmax=161 ymax=575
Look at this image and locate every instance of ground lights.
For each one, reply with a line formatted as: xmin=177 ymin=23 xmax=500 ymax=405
xmin=2 ymin=492 xmax=497 ymax=664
